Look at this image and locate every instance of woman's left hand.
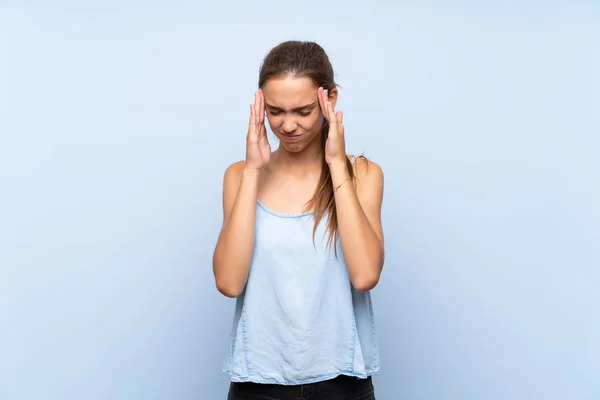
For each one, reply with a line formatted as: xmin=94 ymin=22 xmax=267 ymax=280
xmin=318 ymin=87 xmax=347 ymax=170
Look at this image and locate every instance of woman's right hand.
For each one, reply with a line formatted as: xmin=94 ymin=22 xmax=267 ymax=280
xmin=246 ymin=90 xmax=271 ymax=171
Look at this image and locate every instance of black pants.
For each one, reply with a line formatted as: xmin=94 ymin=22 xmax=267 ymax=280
xmin=227 ymin=375 xmax=375 ymax=400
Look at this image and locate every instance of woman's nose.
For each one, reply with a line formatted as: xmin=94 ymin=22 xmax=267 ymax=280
xmin=282 ymin=118 xmax=297 ymax=134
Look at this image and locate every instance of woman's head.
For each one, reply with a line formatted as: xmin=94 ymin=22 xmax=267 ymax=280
xmin=258 ymin=41 xmax=336 ymax=90
xmin=258 ymin=41 xmax=356 ymax=253
xmin=258 ymin=41 xmax=338 ymax=153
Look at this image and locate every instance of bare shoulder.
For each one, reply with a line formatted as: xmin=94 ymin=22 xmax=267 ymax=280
xmin=222 ymin=160 xmax=246 ymax=196
xmin=221 ymin=160 xmax=246 ymax=220
xmin=349 ymin=155 xmax=384 ymax=192
xmin=223 ymin=160 xmax=246 ymax=182
xmin=348 ymin=155 xmax=384 ymax=245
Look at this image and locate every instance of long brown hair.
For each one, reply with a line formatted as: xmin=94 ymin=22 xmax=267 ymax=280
xmin=258 ymin=40 xmax=357 ymax=252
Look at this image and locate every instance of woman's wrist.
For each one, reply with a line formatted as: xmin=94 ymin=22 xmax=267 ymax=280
xmin=329 ymin=161 xmax=351 ymax=187
xmin=242 ymin=167 xmax=262 ymax=180
xmin=240 ymin=168 xmax=262 ymax=197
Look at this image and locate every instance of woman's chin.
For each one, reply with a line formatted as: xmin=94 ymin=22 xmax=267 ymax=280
xmin=279 ymin=142 xmax=304 ymax=152
xmin=276 ymin=136 xmax=305 ymax=152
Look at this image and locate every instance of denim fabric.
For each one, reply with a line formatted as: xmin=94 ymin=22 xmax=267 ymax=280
xmin=222 ymin=201 xmax=380 ymax=385
xmin=227 ymin=375 xmax=376 ymax=400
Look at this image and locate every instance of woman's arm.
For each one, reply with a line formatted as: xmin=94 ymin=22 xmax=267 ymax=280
xmin=330 ymin=157 xmax=385 ymax=292
xmin=212 ymin=161 xmax=261 ymax=297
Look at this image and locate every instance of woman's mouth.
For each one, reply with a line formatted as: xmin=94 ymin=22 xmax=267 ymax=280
xmin=280 ymin=133 xmax=301 ymax=143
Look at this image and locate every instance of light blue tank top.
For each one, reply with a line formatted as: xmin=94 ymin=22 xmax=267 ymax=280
xmin=222 ymin=199 xmax=380 ymax=385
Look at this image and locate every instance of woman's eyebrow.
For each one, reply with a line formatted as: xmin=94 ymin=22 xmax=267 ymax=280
xmin=266 ymin=101 xmax=317 ymax=111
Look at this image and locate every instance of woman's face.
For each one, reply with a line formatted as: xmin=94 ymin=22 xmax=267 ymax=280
xmin=262 ymin=75 xmax=337 ymax=153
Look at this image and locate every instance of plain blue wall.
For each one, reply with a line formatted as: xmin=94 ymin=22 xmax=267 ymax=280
xmin=1 ymin=1 xmax=598 ymax=399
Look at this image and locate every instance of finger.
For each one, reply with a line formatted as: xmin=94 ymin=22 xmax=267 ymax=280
xmin=318 ymin=87 xmax=325 ymax=119
xmin=261 ymin=95 xmax=268 ymax=138
xmin=258 ymin=89 xmax=265 ymax=123
xmin=254 ymin=91 xmax=260 ymax=115
xmin=328 ymin=100 xmax=337 ymax=123
xmin=320 ymin=88 xmax=331 ymax=122
xmin=336 ymin=111 xmax=344 ymax=135
xmin=249 ymin=104 xmax=255 ymax=126
xmin=259 ymin=127 xmax=269 ymax=145
xmin=254 ymin=92 xmax=263 ymax=133
xmin=249 ymin=104 xmax=257 ymax=138
xmin=317 ymin=87 xmax=324 ymax=118
xmin=257 ymin=92 xmax=266 ymax=140
xmin=255 ymin=91 xmax=262 ymax=125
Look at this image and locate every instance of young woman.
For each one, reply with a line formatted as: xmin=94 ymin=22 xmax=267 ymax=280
xmin=213 ymin=40 xmax=385 ymax=400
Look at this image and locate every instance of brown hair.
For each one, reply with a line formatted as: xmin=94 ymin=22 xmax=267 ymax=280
xmin=258 ymin=40 xmax=358 ymax=252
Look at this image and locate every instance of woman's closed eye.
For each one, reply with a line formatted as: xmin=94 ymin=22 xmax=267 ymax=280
xmin=268 ymin=109 xmax=312 ymax=116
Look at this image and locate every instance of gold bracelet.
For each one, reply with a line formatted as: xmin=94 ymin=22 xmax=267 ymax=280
xmin=334 ymin=178 xmax=351 ymax=192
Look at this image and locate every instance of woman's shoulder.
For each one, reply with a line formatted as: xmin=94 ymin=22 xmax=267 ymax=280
xmin=348 ymin=155 xmax=383 ymax=181
xmin=221 ymin=156 xmax=383 ymax=183
xmin=348 ymin=154 xmax=384 ymax=205
xmin=220 ymin=161 xmax=248 ymax=195
xmin=223 ymin=160 xmax=246 ymax=178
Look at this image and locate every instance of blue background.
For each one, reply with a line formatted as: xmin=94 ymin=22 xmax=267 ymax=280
xmin=1 ymin=1 xmax=598 ymax=399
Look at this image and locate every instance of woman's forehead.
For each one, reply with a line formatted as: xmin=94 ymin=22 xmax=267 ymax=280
xmin=262 ymin=76 xmax=317 ymax=108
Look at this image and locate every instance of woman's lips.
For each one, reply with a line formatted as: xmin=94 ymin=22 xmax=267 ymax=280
xmin=280 ymin=133 xmax=301 ymax=142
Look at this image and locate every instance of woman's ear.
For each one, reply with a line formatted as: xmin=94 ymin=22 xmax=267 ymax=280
xmin=328 ymin=87 xmax=339 ymax=108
